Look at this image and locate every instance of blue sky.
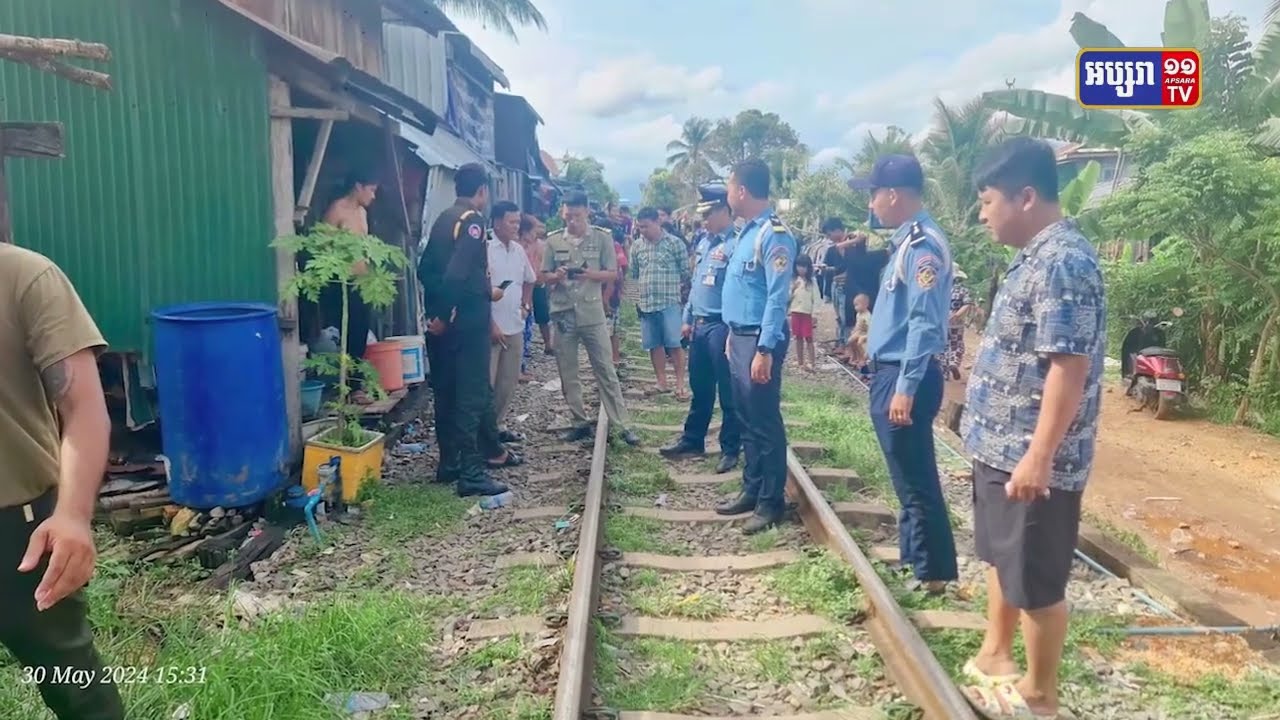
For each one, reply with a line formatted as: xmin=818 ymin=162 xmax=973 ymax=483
xmin=452 ymin=0 xmax=1270 ymax=201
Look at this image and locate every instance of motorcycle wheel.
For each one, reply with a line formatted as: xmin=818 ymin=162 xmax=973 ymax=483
xmin=1154 ymin=393 xmax=1176 ymax=420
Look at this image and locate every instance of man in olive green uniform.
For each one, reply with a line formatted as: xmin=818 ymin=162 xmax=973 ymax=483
xmin=542 ymin=192 xmax=641 ymax=445
xmin=418 ymin=163 xmax=510 ymax=497
xmin=1 ymin=244 xmax=124 ymax=719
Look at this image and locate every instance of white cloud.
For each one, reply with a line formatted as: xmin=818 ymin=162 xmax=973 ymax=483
xmin=809 ymin=146 xmax=846 ymax=169
xmin=574 ymin=55 xmax=725 ymax=118
xmin=606 ymin=114 xmax=683 ymax=151
xmin=840 ymin=122 xmax=894 ymax=148
xmin=742 ymin=80 xmax=789 ymax=109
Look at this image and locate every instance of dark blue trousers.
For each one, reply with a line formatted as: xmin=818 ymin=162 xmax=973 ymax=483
xmin=868 ymin=360 xmax=958 ymax=582
xmin=681 ymin=319 xmax=740 ymax=456
xmin=728 ymin=331 xmax=789 ymax=513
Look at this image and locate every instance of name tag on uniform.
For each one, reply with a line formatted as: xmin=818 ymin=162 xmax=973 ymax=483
xmin=702 ymin=272 xmax=717 ymax=286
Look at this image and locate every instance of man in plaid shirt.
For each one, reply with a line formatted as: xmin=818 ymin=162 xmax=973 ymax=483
xmin=632 ymin=207 xmax=693 ymax=397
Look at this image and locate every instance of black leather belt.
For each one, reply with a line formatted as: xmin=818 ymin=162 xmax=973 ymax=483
xmin=868 ymin=358 xmax=900 ymax=373
xmin=695 ymin=314 xmax=722 ymax=325
xmin=729 ymin=323 xmax=761 ymax=336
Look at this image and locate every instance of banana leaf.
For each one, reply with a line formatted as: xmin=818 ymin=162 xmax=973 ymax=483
xmin=1069 ymin=12 xmax=1124 ymax=49
xmin=1061 ymin=161 xmax=1101 ymax=217
xmin=1161 ymin=0 xmax=1211 ymax=49
xmin=982 ymin=89 xmax=1132 ymax=145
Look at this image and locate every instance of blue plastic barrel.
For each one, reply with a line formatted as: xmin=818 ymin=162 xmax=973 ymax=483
xmin=151 ymin=302 xmax=288 ymax=509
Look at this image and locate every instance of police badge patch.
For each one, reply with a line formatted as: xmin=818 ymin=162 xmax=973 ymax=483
xmin=915 ymin=256 xmax=938 ymax=290
xmin=468 ymin=224 xmax=483 ymax=239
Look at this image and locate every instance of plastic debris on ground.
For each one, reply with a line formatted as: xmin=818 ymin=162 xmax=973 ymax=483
xmin=324 ymin=691 xmax=391 ymax=715
xmin=654 ymin=493 xmax=669 ymax=507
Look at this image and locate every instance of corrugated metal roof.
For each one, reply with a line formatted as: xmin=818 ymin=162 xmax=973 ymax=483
xmin=399 ymin=122 xmax=488 ymax=170
xmin=0 ymin=0 xmax=277 ymax=354
xmin=382 ymin=21 xmax=448 ymax=118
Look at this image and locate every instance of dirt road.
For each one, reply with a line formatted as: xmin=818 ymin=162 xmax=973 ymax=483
xmin=940 ymin=330 xmax=1280 ymax=626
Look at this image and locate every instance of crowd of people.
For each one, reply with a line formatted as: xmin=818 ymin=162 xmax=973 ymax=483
xmin=415 ymin=139 xmax=1103 ymax=720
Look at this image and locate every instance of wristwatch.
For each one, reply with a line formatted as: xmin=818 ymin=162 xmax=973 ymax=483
xmin=756 ymin=346 xmax=773 ymax=356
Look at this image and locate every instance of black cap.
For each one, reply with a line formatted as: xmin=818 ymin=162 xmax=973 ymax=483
xmin=696 ymin=182 xmax=728 ymax=214
xmin=563 ymin=190 xmax=589 ymax=208
xmin=848 ymin=154 xmax=924 ymax=193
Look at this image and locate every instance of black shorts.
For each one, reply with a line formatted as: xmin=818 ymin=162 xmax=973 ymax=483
xmin=531 ymin=285 xmax=551 ymax=325
xmin=972 ymin=461 xmax=1082 ymax=611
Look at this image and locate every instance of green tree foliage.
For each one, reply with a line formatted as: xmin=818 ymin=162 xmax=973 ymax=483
xmin=558 ymin=154 xmax=619 ymax=206
xmin=786 ymin=167 xmax=866 ymax=234
xmin=1101 ymin=129 xmax=1280 ymax=428
xmin=835 ymin=125 xmax=916 ymax=176
xmin=706 ymin=109 xmax=804 ymax=168
xmin=273 ymin=224 xmax=408 ymax=447
xmin=640 ymin=168 xmax=693 ymax=211
xmin=430 ymin=0 xmax=547 ymax=41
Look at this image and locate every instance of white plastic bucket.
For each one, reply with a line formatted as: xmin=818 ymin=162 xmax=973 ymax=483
xmin=386 ymin=335 xmax=426 ymax=385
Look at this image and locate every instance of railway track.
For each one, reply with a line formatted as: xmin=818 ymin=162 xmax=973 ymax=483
xmin=541 ymin=382 xmax=979 ymax=718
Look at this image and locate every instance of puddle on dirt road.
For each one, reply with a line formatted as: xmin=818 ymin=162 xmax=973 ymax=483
xmin=1143 ymin=514 xmax=1280 ymax=604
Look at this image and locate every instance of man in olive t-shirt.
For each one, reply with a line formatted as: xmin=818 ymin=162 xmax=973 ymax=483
xmin=1 ymin=244 xmax=124 ymax=719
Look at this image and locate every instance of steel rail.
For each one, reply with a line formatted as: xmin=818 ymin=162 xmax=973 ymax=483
xmin=551 ymin=406 xmax=611 ymax=720
xmin=550 ymin=402 xmax=976 ymax=719
xmin=786 ymin=449 xmax=978 ymax=720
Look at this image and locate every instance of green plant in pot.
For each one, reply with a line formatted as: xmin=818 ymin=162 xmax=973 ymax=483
xmin=273 ymin=223 xmax=408 ymax=501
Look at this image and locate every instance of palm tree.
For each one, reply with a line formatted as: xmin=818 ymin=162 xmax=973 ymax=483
xmin=919 ymin=98 xmax=1003 ymax=227
xmin=666 ymin=117 xmax=717 ymax=183
xmin=432 ymin=0 xmax=547 ymax=41
xmin=835 ymin=125 xmax=915 ymax=176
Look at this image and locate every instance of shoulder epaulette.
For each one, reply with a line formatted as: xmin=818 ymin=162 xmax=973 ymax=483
xmin=908 ymin=221 xmax=929 ymax=246
xmin=769 ymin=215 xmax=789 ymax=234
xmin=460 ymin=209 xmax=480 ymax=221
xmin=592 ymin=225 xmax=611 ymax=234
xmin=546 ymin=228 xmax=565 ymax=237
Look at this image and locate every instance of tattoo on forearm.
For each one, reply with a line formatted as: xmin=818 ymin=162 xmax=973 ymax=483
xmin=41 ymin=359 xmax=74 ymax=401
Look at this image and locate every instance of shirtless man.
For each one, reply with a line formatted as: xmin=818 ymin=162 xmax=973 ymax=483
xmin=319 ymin=172 xmax=378 ymax=396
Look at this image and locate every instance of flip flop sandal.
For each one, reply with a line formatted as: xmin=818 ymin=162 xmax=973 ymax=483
xmin=964 ymin=684 xmax=1070 ymax=720
xmin=962 ymin=659 xmax=1021 ymax=688
xmin=486 ymin=451 xmax=522 ymax=469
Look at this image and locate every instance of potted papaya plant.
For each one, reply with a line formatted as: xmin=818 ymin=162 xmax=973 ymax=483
xmin=273 ymin=223 xmax=408 ymax=501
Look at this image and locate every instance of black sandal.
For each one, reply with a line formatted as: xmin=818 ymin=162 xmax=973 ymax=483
xmin=487 ymin=450 xmax=524 ymax=468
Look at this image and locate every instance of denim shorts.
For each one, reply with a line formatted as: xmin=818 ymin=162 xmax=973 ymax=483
xmin=640 ymin=305 xmax=683 ymax=350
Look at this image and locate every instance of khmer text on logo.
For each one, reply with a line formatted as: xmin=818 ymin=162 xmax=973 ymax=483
xmin=1075 ymin=48 xmax=1201 ymax=109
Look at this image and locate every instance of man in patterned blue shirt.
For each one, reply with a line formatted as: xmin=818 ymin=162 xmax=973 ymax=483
xmin=960 ymin=137 xmax=1105 ymax=720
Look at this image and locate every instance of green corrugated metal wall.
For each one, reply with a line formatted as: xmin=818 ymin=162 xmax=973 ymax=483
xmin=0 ymin=0 xmax=276 ymax=352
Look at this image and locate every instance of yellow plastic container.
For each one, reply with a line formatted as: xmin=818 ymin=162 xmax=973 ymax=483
xmin=302 ymin=429 xmax=386 ymax=503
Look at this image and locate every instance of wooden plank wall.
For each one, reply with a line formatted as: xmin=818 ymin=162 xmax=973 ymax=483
xmin=229 ymin=0 xmax=384 ymax=78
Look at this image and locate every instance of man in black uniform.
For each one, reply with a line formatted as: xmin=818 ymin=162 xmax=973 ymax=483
xmin=418 ymin=163 xmax=508 ymax=497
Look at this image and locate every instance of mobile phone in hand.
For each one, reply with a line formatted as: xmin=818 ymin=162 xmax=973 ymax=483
xmin=566 ymin=267 xmax=585 ymax=278
xmin=498 ymin=280 xmax=513 ymax=290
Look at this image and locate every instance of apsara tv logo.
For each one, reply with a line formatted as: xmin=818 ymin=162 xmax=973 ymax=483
xmin=1075 ymin=48 xmax=1201 ymax=109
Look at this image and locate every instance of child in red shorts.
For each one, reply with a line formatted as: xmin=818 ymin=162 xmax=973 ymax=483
xmin=789 ymin=254 xmax=819 ymax=371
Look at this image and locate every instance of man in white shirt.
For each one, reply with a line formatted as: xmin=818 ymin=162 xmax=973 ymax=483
xmin=488 ymin=201 xmax=536 ymax=440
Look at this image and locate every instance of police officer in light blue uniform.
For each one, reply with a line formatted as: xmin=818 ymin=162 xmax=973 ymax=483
xmin=717 ymin=159 xmax=797 ymax=535
xmin=849 ymin=154 xmax=958 ymax=590
xmin=659 ymin=183 xmax=740 ymax=474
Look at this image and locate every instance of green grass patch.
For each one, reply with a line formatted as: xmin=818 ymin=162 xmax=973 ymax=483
xmin=363 ymin=483 xmax=471 ymax=546
xmin=632 ymin=407 xmax=687 ymax=426
xmin=1083 ymin=511 xmax=1160 ymax=564
xmin=1133 ymin=667 xmax=1280 ymax=719
xmin=781 ymin=381 xmax=895 ymax=505
xmin=746 ymin=527 xmax=785 ymax=553
xmin=0 ymin=572 xmax=453 ymax=720
xmin=766 ymin=552 xmax=865 ymax=622
xmin=479 ymin=563 xmax=573 ymax=615
xmin=608 ymin=449 xmax=676 ymax=500
xmin=605 ymin=514 xmax=686 ymax=555
xmin=595 ymin=628 xmax=715 ymax=713
xmin=626 ymin=570 xmax=729 ymax=620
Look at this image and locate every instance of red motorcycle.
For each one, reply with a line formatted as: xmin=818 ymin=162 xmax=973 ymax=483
xmin=1120 ymin=309 xmax=1186 ymax=420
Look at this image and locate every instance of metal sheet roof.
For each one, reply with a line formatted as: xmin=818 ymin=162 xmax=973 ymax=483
xmin=399 ymin=122 xmax=489 ymax=171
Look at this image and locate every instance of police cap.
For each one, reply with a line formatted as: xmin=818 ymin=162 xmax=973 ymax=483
xmin=563 ymin=190 xmax=590 ymax=208
xmin=848 ymin=154 xmax=925 ymax=193
xmin=695 ymin=182 xmax=729 ymax=215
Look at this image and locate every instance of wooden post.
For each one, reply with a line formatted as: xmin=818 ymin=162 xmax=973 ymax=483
xmin=269 ymin=75 xmax=303 ymax=461
xmin=383 ymin=117 xmax=416 ymax=335
xmin=294 ymin=118 xmax=332 ymax=225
